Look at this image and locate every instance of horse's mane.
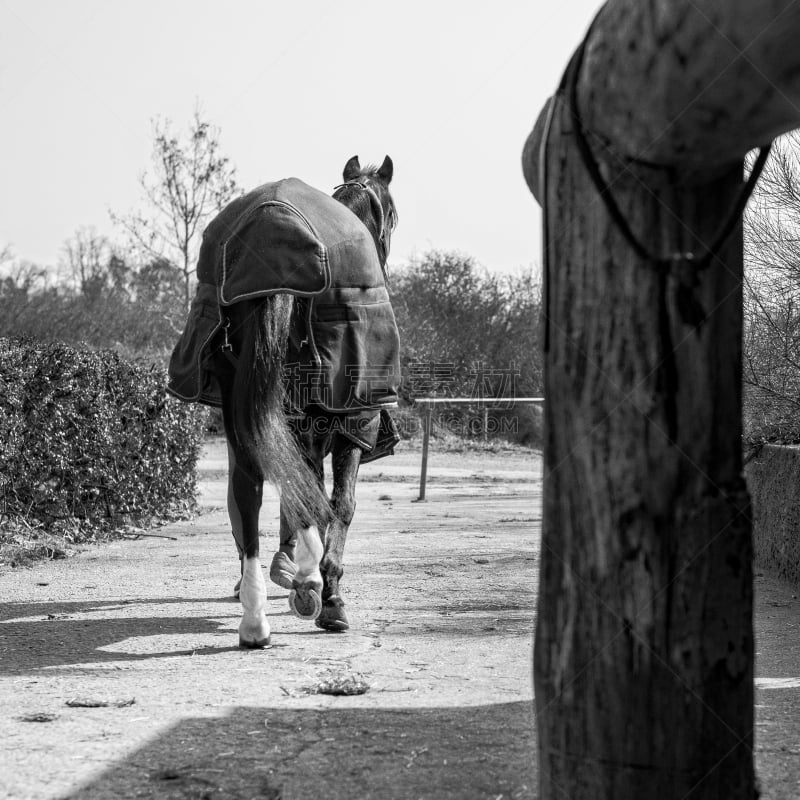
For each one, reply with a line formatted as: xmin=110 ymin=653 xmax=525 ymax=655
xmin=332 ymin=165 xmax=397 ymax=270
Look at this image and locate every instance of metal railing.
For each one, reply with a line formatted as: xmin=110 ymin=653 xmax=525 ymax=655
xmin=414 ymin=397 xmax=544 ymax=501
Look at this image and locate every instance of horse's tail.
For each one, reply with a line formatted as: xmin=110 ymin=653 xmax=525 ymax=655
xmin=231 ymin=294 xmax=331 ymax=531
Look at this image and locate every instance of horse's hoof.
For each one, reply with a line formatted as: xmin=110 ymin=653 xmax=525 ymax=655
xmin=270 ymin=551 xmax=297 ymax=590
xmin=315 ymin=596 xmax=349 ymax=632
xmin=288 ymin=583 xmax=322 ymax=620
xmin=238 ymin=633 xmax=271 ymax=649
xmin=238 ymin=616 xmax=271 ymax=648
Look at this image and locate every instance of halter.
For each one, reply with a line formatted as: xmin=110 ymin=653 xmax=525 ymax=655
xmin=333 ymin=180 xmax=394 ymax=267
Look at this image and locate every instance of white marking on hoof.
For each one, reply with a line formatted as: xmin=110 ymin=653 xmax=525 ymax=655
xmin=295 ymin=526 xmax=323 ymax=585
xmin=288 ymin=527 xmax=323 ymax=621
xmin=238 ymin=556 xmax=270 ymax=648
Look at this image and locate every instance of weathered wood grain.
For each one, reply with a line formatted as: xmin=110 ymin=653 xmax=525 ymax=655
xmin=522 ymin=2 xmax=800 ymax=797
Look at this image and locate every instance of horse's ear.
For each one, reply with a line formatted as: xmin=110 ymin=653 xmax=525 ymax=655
xmin=343 ymin=155 xmax=361 ymax=181
xmin=377 ymin=155 xmax=393 ymax=184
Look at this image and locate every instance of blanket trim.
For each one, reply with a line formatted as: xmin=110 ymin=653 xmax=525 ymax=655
xmin=218 ymin=200 xmax=331 ymax=306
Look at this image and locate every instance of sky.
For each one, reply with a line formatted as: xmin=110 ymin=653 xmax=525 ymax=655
xmin=0 ymin=0 xmax=603 ymax=277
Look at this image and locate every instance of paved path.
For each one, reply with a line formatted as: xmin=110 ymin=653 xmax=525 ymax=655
xmin=0 ymin=440 xmax=797 ymax=799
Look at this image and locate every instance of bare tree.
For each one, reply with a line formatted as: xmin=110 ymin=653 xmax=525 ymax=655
xmin=113 ymin=109 xmax=240 ymax=310
xmin=61 ymin=227 xmax=112 ymax=301
xmin=743 ymin=132 xmax=800 ymax=443
xmin=0 ymin=243 xmax=13 ymax=273
xmin=0 ymin=256 xmax=50 ymax=334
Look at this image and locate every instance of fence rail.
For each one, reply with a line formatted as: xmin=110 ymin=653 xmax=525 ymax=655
xmin=414 ymin=397 xmax=544 ymax=501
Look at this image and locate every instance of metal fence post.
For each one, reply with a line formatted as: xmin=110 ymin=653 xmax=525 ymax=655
xmin=413 ymin=397 xmax=543 ymax=503
xmin=417 ymin=403 xmax=433 ymax=501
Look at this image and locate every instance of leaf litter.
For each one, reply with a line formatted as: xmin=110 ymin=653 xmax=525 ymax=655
xmin=307 ymin=669 xmax=370 ymax=696
xmin=66 ymin=697 xmax=136 ymax=708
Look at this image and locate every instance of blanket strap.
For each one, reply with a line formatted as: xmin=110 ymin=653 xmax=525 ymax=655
xmin=220 ymin=317 xmax=239 ymax=367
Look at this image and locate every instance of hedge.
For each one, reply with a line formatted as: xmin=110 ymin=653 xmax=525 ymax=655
xmin=0 ymin=337 xmax=204 ymax=541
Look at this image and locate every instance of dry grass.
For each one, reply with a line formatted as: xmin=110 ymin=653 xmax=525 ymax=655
xmin=309 ymin=669 xmax=370 ymax=696
xmin=0 ymin=518 xmax=70 ymax=567
xmin=0 ymin=512 xmax=187 ymax=568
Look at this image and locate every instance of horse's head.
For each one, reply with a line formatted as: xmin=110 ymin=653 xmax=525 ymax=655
xmin=332 ymin=155 xmax=397 ymax=270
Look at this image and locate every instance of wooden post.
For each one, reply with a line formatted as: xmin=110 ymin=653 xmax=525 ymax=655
xmin=417 ymin=403 xmax=433 ymax=501
xmin=522 ymin=3 xmax=800 ymax=798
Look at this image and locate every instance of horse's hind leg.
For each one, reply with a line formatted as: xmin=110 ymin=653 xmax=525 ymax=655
xmin=316 ymin=437 xmax=362 ymax=632
xmin=226 ymin=440 xmax=246 ymax=598
xmin=286 ymin=442 xmax=327 ymax=621
xmin=269 ymin=508 xmax=298 ymax=590
xmin=220 ymin=405 xmax=271 ymax=648
xmin=288 ymin=525 xmax=324 ymax=620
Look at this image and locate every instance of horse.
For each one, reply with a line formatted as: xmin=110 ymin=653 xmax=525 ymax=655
xmin=168 ymin=156 xmax=398 ymax=648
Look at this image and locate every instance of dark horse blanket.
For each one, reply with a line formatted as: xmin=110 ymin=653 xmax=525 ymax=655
xmin=167 ymin=178 xmax=401 ymax=460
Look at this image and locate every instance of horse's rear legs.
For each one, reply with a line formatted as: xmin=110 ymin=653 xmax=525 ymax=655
xmin=269 ymin=508 xmax=298 ymax=590
xmin=288 ymin=526 xmax=324 ymax=620
xmin=316 ymin=440 xmax=362 ymax=632
xmin=224 ymin=433 xmax=270 ymax=648
xmin=238 ymin=553 xmax=270 ymax=648
xmin=226 ymin=441 xmax=247 ymax=598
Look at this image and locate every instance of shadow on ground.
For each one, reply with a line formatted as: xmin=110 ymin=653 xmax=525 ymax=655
xmin=0 ymin=586 xmax=536 ymax=675
xmin=60 ymin=701 xmax=537 ymax=800
xmin=0 ymin=598 xmax=264 ymax=672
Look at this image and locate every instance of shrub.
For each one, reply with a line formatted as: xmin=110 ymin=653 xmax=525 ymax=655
xmin=389 ymin=251 xmax=543 ymax=448
xmin=0 ymin=337 xmax=204 ymax=541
